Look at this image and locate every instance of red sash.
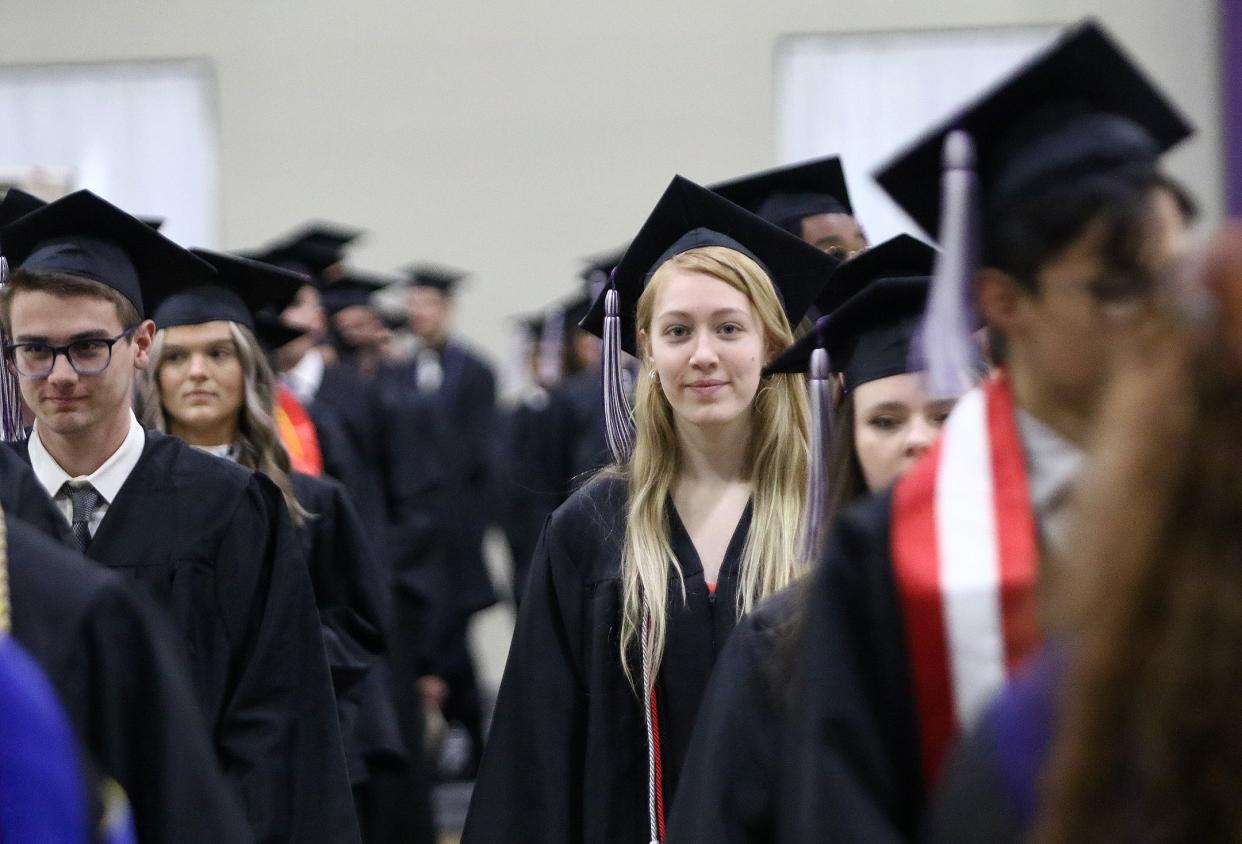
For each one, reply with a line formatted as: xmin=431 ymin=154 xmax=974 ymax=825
xmin=274 ymin=384 xmax=324 ymax=476
xmin=891 ymin=373 xmax=1041 ymax=785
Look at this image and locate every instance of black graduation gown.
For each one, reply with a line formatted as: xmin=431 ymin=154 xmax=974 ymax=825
xmin=462 ymin=476 xmax=752 ymax=844
xmin=780 ymin=489 xmax=924 ymax=843
xmin=550 ymin=366 xmax=610 ymax=483
xmin=9 ymin=431 xmax=359 ymax=844
xmin=664 ymin=584 xmax=802 ymax=844
xmin=7 ymin=512 xmax=251 ymax=844
xmin=310 ymin=360 xmax=391 ymax=539
xmin=0 ymin=440 xmax=70 ymax=542
xmin=290 ymin=471 xmax=389 ymax=776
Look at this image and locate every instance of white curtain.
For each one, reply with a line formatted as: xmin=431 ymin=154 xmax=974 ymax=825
xmin=0 ymin=60 xmax=220 ymax=248
xmin=776 ymin=26 xmax=1061 ymax=243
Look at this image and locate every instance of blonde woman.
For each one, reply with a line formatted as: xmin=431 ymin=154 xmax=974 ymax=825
xmin=133 ymin=250 xmax=433 ymax=842
xmin=463 ymin=177 xmax=837 ymax=844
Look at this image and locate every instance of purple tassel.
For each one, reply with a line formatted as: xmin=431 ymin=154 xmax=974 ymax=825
xmin=798 ymin=346 xmax=831 ymax=562
xmin=917 ymin=130 xmax=983 ymax=399
xmin=537 ymin=306 xmax=565 ymax=387
xmin=0 ymin=257 xmax=25 ymax=443
xmin=602 ymin=287 xmax=635 ymax=464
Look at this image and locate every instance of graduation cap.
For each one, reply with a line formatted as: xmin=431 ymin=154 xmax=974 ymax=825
xmin=402 ymin=263 xmax=468 ymax=294
xmin=252 ymin=312 xmax=309 ymax=352
xmin=873 ymin=18 xmax=1193 ymax=398
xmin=319 ymin=270 xmax=395 ymax=316
xmin=139 ymin=216 xmax=165 ymax=232
xmin=712 ymin=156 xmax=854 ymax=237
xmin=0 ymin=189 xmax=47 ymax=230
xmin=0 ymin=189 xmax=216 ymax=318
xmin=765 ymin=234 xmax=936 ymax=563
xmin=765 ymin=234 xmax=937 ymax=388
xmin=580 ymin=174 xmax=840 ymax=462
xmin=153 ymin=248 xmax=309 ymax=333
xmin=261 ymin=222 xmax=364 ymax=279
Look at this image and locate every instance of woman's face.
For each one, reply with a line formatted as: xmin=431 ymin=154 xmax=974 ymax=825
xmin=852 ymin=372 xmax=954 ymax=491
xmin=644 ymin=267 xmax=767 ymax=432
xmin=157 ymin=321 xmax=245 ymax=441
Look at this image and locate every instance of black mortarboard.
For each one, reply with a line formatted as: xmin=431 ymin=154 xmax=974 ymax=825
xmin=153 ymin=249 xmax=308 ymax=332
xmin=580 ymin=175 xmax=839 ymax=356
xmin=319 ymin=271 xmax=395 ymax=316
xmin=766 ymin=234 xmax=937 ymax=389
xmin=0 ymin=189 xmax=47 ymax=230
xmin=402 ymin=263 xmax=468 ymax=294
xmin=0 ymin=190 xmax=215 ymax=318
xmin=712 ymin=157 xmax=854 ymax=237
xmin=252 ymin=312 xmax=308 ymax=352
xmin=873 ymin=19 xmax=1193 ymax=399
xmin=139 ymin=216 xmax=165 ymax=232
xmin=259 ymin=222 xmax=364 ymax=279
xmin=876 ymin=20 xmax=1192 ymax=239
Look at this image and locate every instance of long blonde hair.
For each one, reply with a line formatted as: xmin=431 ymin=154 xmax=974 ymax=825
xmin=136 ymin=321 xmax=310 ymax=526
xmin=617 ymin=246 xmax=810 ymax=690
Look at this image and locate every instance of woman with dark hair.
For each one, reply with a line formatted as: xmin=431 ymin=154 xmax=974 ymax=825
xmin=134 ymin=250 xmax=435 ymax=844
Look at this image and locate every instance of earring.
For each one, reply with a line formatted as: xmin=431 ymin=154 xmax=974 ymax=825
xmin=649 ymin=369 xmax=659 ymax=382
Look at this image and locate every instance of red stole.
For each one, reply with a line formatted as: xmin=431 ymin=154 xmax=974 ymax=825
xmin=274 ymin=384 xmax=324 ymax=476
xmin=891 ymin=373 xmax=1041 ymax=786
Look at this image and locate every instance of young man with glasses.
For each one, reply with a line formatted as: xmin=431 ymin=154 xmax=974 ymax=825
xmin=0 ymin=190 xmax=359 ymax=843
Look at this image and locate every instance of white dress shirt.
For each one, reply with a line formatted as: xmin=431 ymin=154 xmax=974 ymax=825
xmin=28 ymin=410 xmax=147 ymax=537
xmin=283 ymin=346 xmax=326 ymax=405
xmin=1016 ymin=409 xmax=1085 ymax=555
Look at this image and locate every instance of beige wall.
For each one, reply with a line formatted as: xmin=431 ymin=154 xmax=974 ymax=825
xmin=0 ymin=0 xmax=1222 ymax=361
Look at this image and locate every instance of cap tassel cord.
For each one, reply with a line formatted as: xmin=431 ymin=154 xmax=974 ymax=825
xmin=0 ymin=258 xmax=26 ymax=443
xmin=602 ymin=286 xmax=636 ymax=464
xmin=640 ymin=609 xmax=664 ymax=844
xmin=919 ymin=130 xmax=983 ymax=400
xmin=798 ymin=347 xmax=832 ymax=563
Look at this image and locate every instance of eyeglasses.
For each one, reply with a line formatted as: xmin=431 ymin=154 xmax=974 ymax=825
xmin=4 ymin=326 xmax=139 ymax=379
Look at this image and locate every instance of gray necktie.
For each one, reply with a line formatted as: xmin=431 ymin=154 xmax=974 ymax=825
xmin=61 ymin=482 xmax=101 ymax=553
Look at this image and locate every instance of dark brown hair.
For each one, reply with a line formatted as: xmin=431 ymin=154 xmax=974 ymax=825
xmin=0 ymin=270 xmax=140 ymax=336
xmin=1034 ymin=274 xmax=1242 ymax=841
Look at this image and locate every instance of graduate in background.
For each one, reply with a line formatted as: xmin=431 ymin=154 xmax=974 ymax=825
xmin=0 ymin=191 xmax=358 ymax=842
xmin=461 ymin=176 xmax=837 ymax=843
xmin=386 ymin=262 xmax=498 ymax=778
xmin=781 ymin=20 xmax=1197 ymax=841
xmin=665 ymin=234 xmax=952 ymax=843
xmin=134 ymin=248 xmax=437 ymax=844
xmin=712 ymin=156 xmax=868 ymax=259
xmin=320 ymin=270 xmax=399 ymax=378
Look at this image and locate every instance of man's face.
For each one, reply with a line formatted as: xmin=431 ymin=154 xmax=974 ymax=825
xmin=799 ymin=212 xmax=868 ymax=257
xmin=332 ymin=305 xmax=390 ymax=351
xmin=407 ymin=286 xmax=451 ymax=344
xmin=8 ymin=291 xmax=151 ymax=440
xmin=282 ymin=284 xmax=326 ymax=335
xmin=1000 ymin=187 xmax=1189 ymax=416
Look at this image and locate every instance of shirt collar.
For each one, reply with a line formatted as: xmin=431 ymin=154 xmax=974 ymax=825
xmin=284 ymin=347 xmax=325 ymax=404
xmin=28 ymin=410 xmax=146 ymax=504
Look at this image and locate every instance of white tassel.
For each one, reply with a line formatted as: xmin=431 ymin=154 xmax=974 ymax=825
xmin=640 ymin=609 xmax=660 ymax=844
xmin=602 ymin=287 xmax=636 ymax=463
xmin=798 ymin=347 xmax=831 ymax=562
xmin=919 ymin=130 xmax=983 ymax=400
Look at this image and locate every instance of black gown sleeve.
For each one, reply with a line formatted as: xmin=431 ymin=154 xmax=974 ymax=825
xmin=6 ymin=514 xmax=251 ymax=844
xmin=665 ymin=600 xmax=786 ymax=844
xmin=0 ymin=444 xmax=71 ymax=544
xmin=782 ymin=491 xmax=919 ymax=843
xmin=214 ymin=474 xmax=359 ymax=843
xmin=460 ymin=514 xmax=587 ymax=843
